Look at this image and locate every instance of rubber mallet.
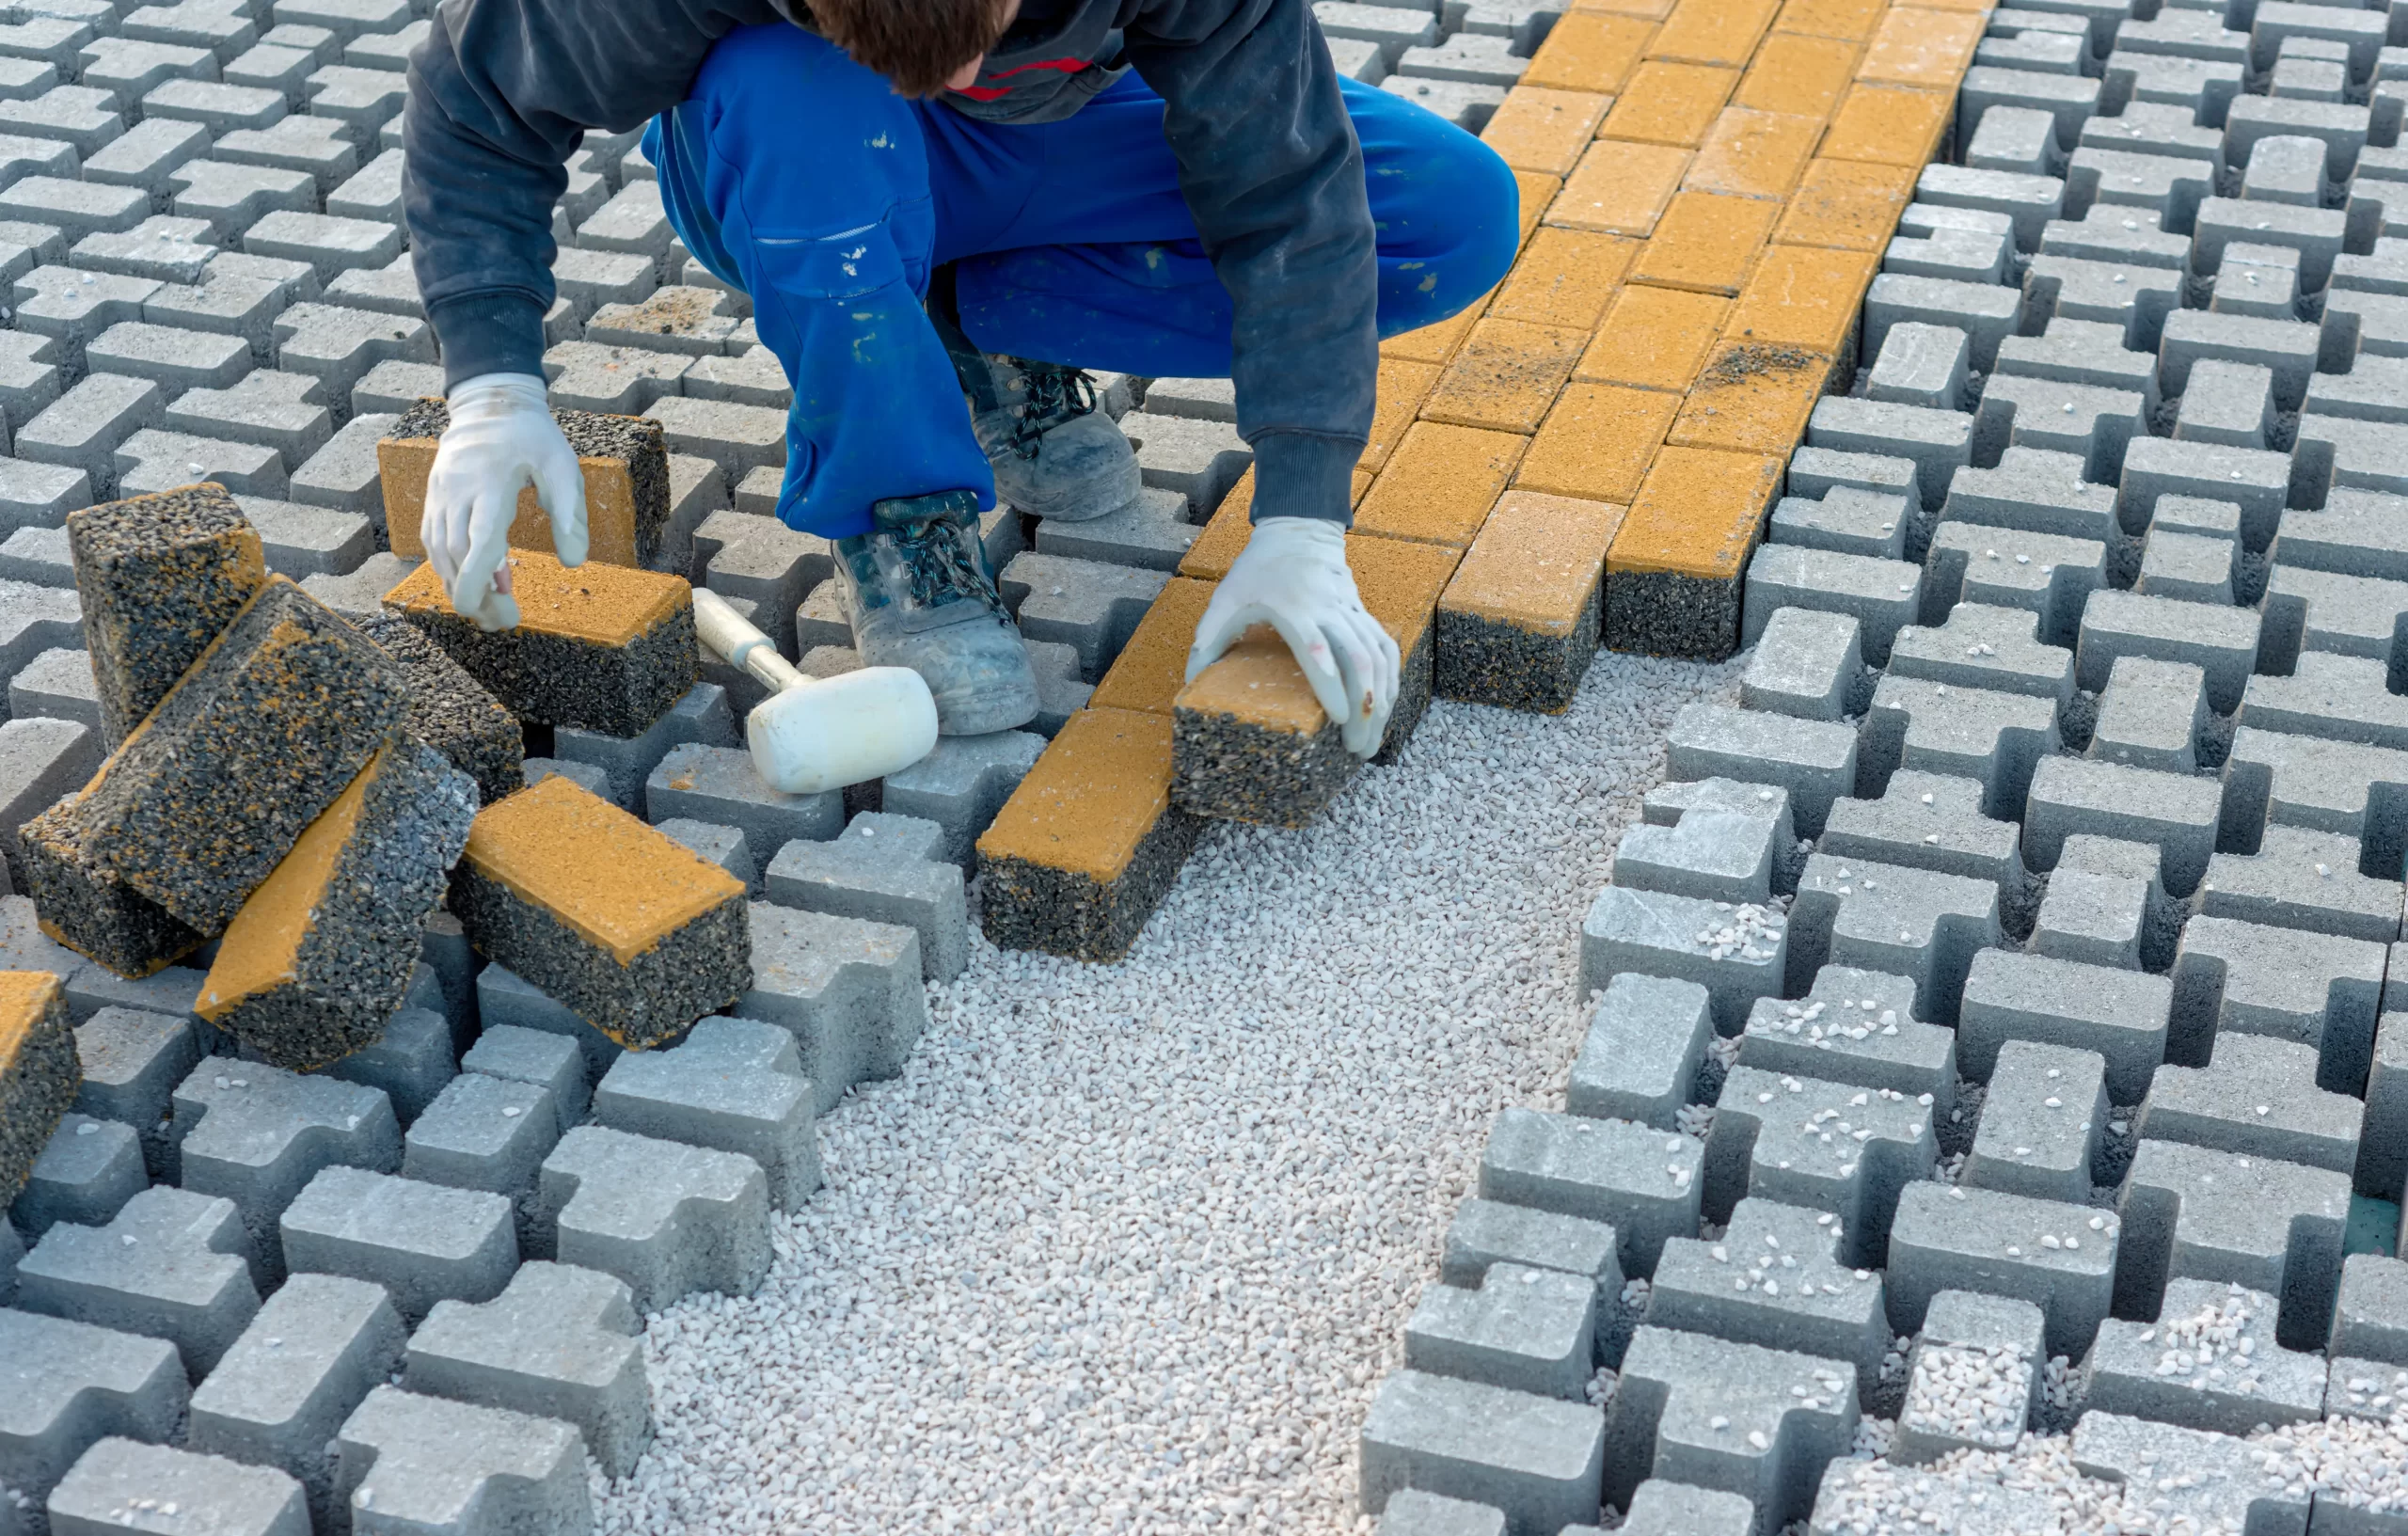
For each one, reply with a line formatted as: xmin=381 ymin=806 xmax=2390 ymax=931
xmin=691 ymin=586 xmax=939 ymax=794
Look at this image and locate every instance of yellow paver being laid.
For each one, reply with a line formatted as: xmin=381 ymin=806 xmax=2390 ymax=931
xmin=988 ymin=0 xmax=1994 ymax=959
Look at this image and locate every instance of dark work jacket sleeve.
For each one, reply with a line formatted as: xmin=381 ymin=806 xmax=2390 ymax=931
xmin=404 ymin=0 xmax=790 ymax=388
xmin=1123 ymin=0 xmax=1373 ymax=524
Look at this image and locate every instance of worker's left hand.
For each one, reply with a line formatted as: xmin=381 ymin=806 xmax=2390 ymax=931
xmin=1186 ymin=515 xmax=1400 ymax=758
xmin=422 ymin=372 xmax=588 ymax=632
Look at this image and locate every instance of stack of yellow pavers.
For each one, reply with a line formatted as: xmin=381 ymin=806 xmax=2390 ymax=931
xmin=977 ymin=0 xmax=1989 ymax=963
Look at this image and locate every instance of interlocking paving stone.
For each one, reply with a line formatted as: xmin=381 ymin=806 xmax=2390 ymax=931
xmin=1735 ymin=966 xmax=1957 ymax=1114
xmin=15 ymin=1183 xmax=260 ymax=1375
xmin=0 ymin=1309 xmax=185 ymax=1523
xmin=332 ymin=1385 xmax=590 ymax=1536
xmin=1784 ymin=854 xmax=1999 ymax=1026
xmin=1601 ymin=1326 xmax=1854 ymax=1533
xmin=1963 ymin=1038 xmax=2107 ymax=1205
xmin=532 ymin=1123 xmax=770 ymax=1312
xmin=1479 ymin=1107 xmax=1699 ymax=1281
xmin=1888 ymin=1179 xmax=2119 ymax=1359
xmin=185 ymin=1272 xmax=404 ymax=1530
xmin=1649 ymin=1197 xmax=1889 ymax=1390
xmin=1890 ymin=1290 xmax=2044 ymax=1465
xmin=1360 ymin=1370 xmax=1604 ymax=1536
xmin=2168 ymin=914 xmax=2386 ymax=1096
xmin=1703 ymin=1065 xmax=1933 ymax=1268
xmin=2116 ymin=1137 xmax=2350 ymax=1350
xmin=404 ymin=1261 xmax=651 ymax=1480
xmin=1958 ymin=949 xmax=2171 ymax=1103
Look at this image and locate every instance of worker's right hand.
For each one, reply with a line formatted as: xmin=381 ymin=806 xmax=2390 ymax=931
xmin=422 ymin=372 xmax=588 ymax=632
xmin=1187 ymin=515 xmax=1401 ymax=758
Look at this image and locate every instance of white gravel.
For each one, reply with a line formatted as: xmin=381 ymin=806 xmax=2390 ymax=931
xmin=593 ymin=652 xmax=1737 ymax=1536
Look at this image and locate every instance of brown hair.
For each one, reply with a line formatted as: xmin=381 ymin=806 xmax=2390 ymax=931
xmin=808 ymin=0 xmax=1015 ymax=97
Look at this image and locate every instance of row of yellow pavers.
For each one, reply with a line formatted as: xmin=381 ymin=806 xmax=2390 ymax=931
xmin=977 ymin=1 xmax=1993 ymax=958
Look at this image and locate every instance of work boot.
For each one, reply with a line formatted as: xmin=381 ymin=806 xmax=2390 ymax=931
xmin=835 ymin=489 xmax=1039 ymax=736
xmin=926 ymin=274 xmax=1140 ymax=522
xmin=965 ymin=353 xmax=1144 ymax=522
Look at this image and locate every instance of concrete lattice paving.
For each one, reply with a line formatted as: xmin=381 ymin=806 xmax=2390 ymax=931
xmin=12 ymin=0 xmax=2408 ymax=1531
xmin=594 ymin=659 xmax=1729 ymax=1536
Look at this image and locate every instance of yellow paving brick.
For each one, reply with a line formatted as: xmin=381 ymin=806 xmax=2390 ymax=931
xmin=1492 ymin=227 xmax=1639 ymax=330
xmin=1513 ymin=382 xmax=1682 ymax=502
xmin=1669 ymin=341 xmax=1833 ymax=453
xmin=1521 ymin=11 xmax=1656 ymax=93
xmin=1547 ymin=139 xmax=1692 ymax=235
xmin=1481 ymin=87 xmax=1613 ymax=176
xmin=1627 ymin=191 xmax=1779 ymax=294
xmin=1513 ymin=169 xmax=1559 ymax=249
xmin=1354 ymin=421 xmax=1526 ymax=549
xmin=1771 ymin=156 xmax=1917 ymax=248
xmin=975 ymin=705 xmax=1196 ymax=963
xmin=1683 ymin=106 xmax=1824 ymax=199
xmin=1771 ymin=0 xmax=1888 ymax=41
xmin=1604 ymin=444 xmax=1784 ymax=657
xmin=1380 ymin=286 xmax=1491 ymax=365
xmin=1902 ymin=0 xmax=1995 ymax=13
xmin=1169 ymin=534 xmax=1462 ymax=824
xmin=1818 ymin=82 xmax=1954 ymax=167
xmin=1090 ymin=576 xmax=1218 ymax=716
xmin=1573 ymin=0 xmax=1674 ymax=17
xmin=1435 ymin=490 xmax=1626 ymax=711
xmin=1733 ymin=32 xmax=1861 ymax=118
xmin=1598 ymin=61 xmax=1740 ymax=147
xmin=1648 ymin=0 xmax=1781 ymax=66
xmin=1723 ymin=243 xmax=1878 ymax=353
xmin=1857 ymin=6 xmax=1985 ymax=88
xmin=1420 ymin=317 xmax=1591 ymax=435
xmin=1365 ymin=357 xmax=1440 ymax=474
xmin=1440 ymin=491 xmax=1626 ymax=635
xmin=1574 ymin=285 xmax=1730 ymax=390
xmin=0 ymin=968 xmax=74 ymax=1204
xmin=1177 ymin=467 xmax=1372 ymax=581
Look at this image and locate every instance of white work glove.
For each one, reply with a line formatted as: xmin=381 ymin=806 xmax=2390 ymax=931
xmin=422 ymin=372 xmax=588 ymax=632
xmin=1186 ymin=515 xmax=1401 ymax=759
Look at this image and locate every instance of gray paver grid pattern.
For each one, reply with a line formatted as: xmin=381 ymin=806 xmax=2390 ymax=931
xmin=1359 ymin=5 xmax=2408 ymax=1533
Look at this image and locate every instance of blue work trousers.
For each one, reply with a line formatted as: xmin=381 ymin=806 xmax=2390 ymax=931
xmin=645 ymin=24 xmax=1517 ymax=538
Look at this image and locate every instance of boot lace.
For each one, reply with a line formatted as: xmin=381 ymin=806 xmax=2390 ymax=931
xmin=888 ymin=511 xmax=1006 ymax=617
xmin=1005 ymin=357 xmax=1099 ymax=459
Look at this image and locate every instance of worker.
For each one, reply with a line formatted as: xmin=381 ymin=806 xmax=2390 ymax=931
xmin=404 ymin=0 xmax=1517 ymax=752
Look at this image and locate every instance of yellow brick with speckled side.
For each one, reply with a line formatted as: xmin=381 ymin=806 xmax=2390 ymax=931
xmin=1724 ymin=243 xmax=1879 ymax=354
xmin=1355 ymin=422 xmax=1527 ymax=549
xmin=1772 ymin=157 xmax=1918 ymax=248
xmin=1857 ymin=5 xmax=1986 ymax=87
xmin=1513 ymin=383 xmax=1682 ymax=502
xmin=1548 ymin=139 xmax=1692 ymax=235
xmin=1669 ymin=341 xmax=1834 ymax=453
xmin=1819 ymin=82 xmax=1955 ymax=166
xmin=1770 ymin=0 xmax=1887 ymax=41
xmin=1521 ymin=11 xmax=1656 ymax=92
xmin=1684 ymin=107 xmax=1824 ymax=200
xmin=1420 ymin=318 xmax=1591 ymax=435
xmin=1734 ymin=32 xmax=1861 ymax=117
xmin=1599 ymin=61 xmax=1740 ymax=146
xmin=1575 ymin=285 xmax=1730 ymax=390
xmin=1648 ymin=0 xmax=1781 ymax=67
xmin=1481 ymin=87 xmax=1615 ymax=176
xmin=1627 ymin=191 xmax=1780 ymax=294
xmin=1492 ymin=228 xmax=1640 ymax=331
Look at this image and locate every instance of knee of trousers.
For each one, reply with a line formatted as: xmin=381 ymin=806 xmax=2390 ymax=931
xmin=1372 ymin=131 xmax=1521 ymax=335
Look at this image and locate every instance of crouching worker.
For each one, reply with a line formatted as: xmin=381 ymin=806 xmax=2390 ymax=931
xmin=403 ymin=0 xmax=1517 ymax=752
